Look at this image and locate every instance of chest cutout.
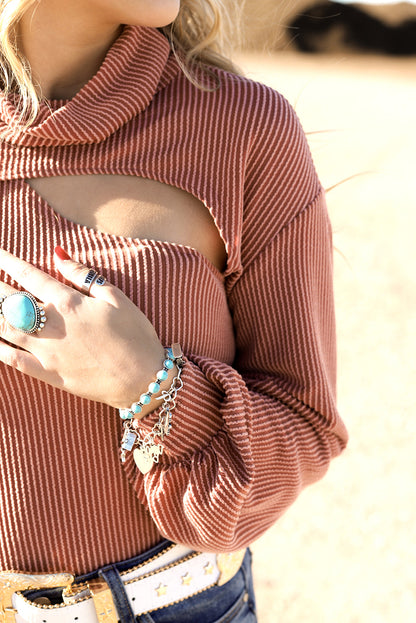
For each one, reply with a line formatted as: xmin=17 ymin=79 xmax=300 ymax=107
xmin=26 ymin=175 xmax=227 ymax=272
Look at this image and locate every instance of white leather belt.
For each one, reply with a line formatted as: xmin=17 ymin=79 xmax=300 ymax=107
xmin=0 ymin=545 xmax=246 ymax=623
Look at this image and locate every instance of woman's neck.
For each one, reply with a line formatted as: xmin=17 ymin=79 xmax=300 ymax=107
xmin=17 ymin=4 xmax=122 ymax=100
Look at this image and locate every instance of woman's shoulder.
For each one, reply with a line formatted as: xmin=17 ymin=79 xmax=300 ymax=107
xmin=206 ymin=66 xmax=317 ymax=183
xmin=217 ymin=68 xmax=309 ymax=158
xmin=168 ymin=62 xmax=301 ymax=139
xmin=206 ymin=68 xmax=322 ymax=255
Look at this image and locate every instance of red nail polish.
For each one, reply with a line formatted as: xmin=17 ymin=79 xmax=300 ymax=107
xmin=54 ymin=246 xmax=71 ymax=260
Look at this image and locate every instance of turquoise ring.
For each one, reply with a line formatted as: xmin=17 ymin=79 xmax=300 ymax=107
xmin=0 ymin=292 xmax=47 ymax=334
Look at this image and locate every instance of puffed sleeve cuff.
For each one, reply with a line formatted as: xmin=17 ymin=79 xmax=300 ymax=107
xmin=133 ymin=353 xmax=250 ymax=461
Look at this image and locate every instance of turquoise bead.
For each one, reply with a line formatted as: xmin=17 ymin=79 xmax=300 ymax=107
xmin=149 ymin=382 xmax=160 ymax=394
xmin=157 ymin=369 xmax=169 ymax=381
xmin=133 ymin=403 xmax=142 ymax=414
xmin=140 ymin=393 xmax=151 ymax=405
xmin=120 ymin=409 xmax=133 ymax=420
xmin=2 ymin=293 xmax=37 ymax=333
xmin=164 ymin=359 xmax=174 ymax=370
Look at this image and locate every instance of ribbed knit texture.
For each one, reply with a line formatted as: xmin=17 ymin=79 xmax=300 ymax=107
xmin=0 ymin=26 xmax=348 ymax=574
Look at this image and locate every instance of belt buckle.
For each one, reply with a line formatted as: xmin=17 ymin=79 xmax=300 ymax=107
xmin=0 ymin=571 xmax=74 ymax=623
xmin=216 ymin=549 xmax=246 ymax=586
xmin=87 ymin=579 xmax=118 ymax=623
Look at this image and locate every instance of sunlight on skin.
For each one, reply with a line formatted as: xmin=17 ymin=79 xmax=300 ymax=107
xmin=18 ymin=0 xmax=181 ymax=99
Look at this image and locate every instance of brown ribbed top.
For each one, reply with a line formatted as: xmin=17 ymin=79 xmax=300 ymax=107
xmin=0 ymin=26 xmax=347 ymax=574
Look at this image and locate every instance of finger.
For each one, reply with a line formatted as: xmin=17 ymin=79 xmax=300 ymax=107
xmin=54 ymin=247 xmax=119 ymax=305
xmin=0 ymin=247 xmax=71 ymax=302
xmin=0 ymin=282 xmax=17 ymax=297
xmin=0 ymin=340 xmax=45 ymax=379
xmin=0 ymin=314 xmax=34 ymax=348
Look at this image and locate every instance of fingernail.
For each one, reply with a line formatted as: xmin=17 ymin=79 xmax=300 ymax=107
xmin=54 ymin=246 xmax=71 ymax=261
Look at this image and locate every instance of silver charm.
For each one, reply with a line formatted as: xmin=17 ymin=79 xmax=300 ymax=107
xmin=148 ymin=444 xmax=163 ymax=462
xmin=120 ymin=426 xmax=137 ymax=463
xmin=133 ymin=444 xmax=162 ymax=474
xmin=121 ymin=430 xmax=137 ymax=452
xmin=133 ymin=447 xmax=154 ymax=474
xmin=160 ymin=409 xmax=172 ymax=439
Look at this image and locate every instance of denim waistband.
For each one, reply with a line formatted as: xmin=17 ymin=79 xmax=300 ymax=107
xmin=17 ymin=542 xmax=256 ymax=623
xmin=22 ymin=539 xmax=174 ymax=607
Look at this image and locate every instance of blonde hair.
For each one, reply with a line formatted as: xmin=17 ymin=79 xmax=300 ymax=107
xmin=162 ymin=0 xmax=242 ymax=79
xmin=0 ymin=0 xmax=242 ymax=125
xmin=0 ymin=0 xmax=38 ymax=119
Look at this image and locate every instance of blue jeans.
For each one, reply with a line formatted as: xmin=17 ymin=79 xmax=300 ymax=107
xmin=101 ymin=542 xmax=257 ymax=623
xmin=25 ymin=540 xmax=257 ymax=623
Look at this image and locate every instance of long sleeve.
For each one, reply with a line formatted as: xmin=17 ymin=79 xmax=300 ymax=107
xmin=131 ymin=185 xmax=348 ymax=552
xmin=0 ymin=26 xmax=349 ymax=574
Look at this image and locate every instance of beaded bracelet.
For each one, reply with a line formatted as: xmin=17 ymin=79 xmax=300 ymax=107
xmin=119 ymin=347 xmax=177 ymax=420
xmin=119 ymin=344 xmax=185 ymax=474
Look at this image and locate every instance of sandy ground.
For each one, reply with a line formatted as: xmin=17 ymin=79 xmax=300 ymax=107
xmin=235 ymin=51 xmax=416 ymax=622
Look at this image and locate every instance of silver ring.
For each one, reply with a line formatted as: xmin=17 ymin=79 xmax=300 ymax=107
xmin=81 ymin=268 xmax=106 ymax=295
xmin=0 ymin=292 xmax=47 ymax=334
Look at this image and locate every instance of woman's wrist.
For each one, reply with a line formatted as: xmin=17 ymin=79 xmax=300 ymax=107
xmin=118 ymin=345 xmax=185 ymax=470
xmin=118 ymin=344 xmax=180 ymax=420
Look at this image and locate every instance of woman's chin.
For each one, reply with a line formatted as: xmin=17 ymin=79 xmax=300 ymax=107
xmin=126 ymin=1 xmax=180 ymax=29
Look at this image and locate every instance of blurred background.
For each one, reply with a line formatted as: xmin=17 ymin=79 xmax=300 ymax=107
xmin=236 ymin=1 xmax=415 ymax=621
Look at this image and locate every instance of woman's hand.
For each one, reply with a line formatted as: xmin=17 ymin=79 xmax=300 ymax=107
xmin=0 ymin=247 xmax=171 ymax=411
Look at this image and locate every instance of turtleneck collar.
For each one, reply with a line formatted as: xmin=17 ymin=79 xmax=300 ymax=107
xmin=0 ymin=26 xmax=175 ymax=147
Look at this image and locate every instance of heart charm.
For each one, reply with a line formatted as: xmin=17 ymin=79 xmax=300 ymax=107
xmin=133 ymin=448 xmax=154 ymax=474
